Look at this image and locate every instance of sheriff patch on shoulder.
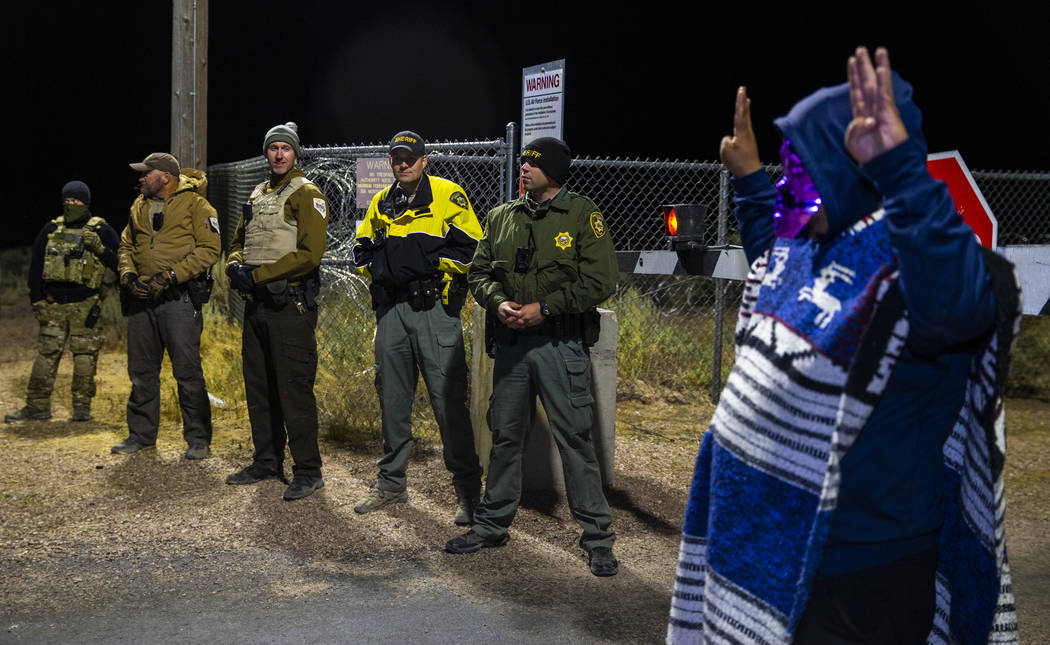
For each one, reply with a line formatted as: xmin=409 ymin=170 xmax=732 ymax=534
xmin=450 ymin=191 xmax=469 ymax=209
xmin=590 ymin=211 xmax=605 ymax=238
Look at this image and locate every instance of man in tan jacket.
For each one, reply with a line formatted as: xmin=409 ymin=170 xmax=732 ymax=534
xmin=113 ymin=152 xmax=220 ymax=459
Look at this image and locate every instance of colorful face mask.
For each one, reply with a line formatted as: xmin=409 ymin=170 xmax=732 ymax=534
xmin=773 ymin=139 xmax=822 ymax=238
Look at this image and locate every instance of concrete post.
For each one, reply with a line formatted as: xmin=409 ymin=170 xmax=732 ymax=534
xmin=469 ymin=304 xmax=618 ymax=491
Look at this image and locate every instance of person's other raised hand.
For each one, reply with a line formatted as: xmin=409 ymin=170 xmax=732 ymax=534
xmin=845 ymin=47 xmax=909 ymax=164
xmin=719 ymin=86 xmax=763 ymax=177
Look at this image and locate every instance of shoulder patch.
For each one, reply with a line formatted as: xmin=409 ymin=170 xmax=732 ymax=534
xmin=450 ymin=191 xmax=469 ymax=209
xmin=555 ymin=231 xmax=574 ymax=250
xmin=208 ymin=216 xmax=220 ymax=234
xmin=589 ymin=211 xmax=606 ymax=238
xmin=313 ymin=197 xmax=327 ymax=219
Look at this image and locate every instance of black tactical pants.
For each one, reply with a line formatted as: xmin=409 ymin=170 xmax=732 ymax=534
xmin=126 ymin=295 xmax=212 ymax=447
xmin=242 ymin=300 xmax=322 ymax=478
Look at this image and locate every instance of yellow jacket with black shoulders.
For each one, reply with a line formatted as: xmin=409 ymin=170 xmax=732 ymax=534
xmin=352 ymin=173 xmax=482 ymax=300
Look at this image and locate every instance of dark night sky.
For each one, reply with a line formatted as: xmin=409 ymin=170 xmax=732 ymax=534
xmin=5 ymin=2 xmax=1046 ymax=248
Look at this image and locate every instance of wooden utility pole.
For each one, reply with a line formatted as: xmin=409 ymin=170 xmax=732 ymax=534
xmin=171 ymin=0 xmax=208 ymax=172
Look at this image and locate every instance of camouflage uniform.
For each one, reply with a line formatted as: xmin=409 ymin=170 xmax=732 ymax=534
xmin=9 ymin=206 xmax=119 ymax=421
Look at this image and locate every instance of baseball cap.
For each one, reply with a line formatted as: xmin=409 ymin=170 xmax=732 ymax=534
xmin=129 ymin=152 xmax=180 ymax=175
xmin=389 ymin=131 xmax=426 ymax=157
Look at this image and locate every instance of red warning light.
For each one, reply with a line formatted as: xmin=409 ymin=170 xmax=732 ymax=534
xmin=664 ymin=207 xmax=678 ymax=236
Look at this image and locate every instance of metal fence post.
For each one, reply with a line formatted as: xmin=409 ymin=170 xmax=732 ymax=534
xmin=504 ymin=122 xmax=517 ymax=203
xmin=711 ymin=169 xmax=730 ymax=404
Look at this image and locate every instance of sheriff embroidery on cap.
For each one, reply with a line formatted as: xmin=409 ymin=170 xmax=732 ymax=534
xmin=313 ymin=198 xmax=327 ymax=219
xmin=555 ymin=232 xmax=573 ymax=250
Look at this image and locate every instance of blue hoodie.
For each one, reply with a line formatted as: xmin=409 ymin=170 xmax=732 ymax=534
xmin=731 ymin=76 xmax=996 ymax=578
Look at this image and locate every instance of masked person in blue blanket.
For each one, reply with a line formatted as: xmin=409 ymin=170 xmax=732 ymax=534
xmin=667 ymin=47 xmax=1020 ymax=645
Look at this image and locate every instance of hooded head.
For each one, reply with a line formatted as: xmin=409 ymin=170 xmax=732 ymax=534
xmin=772 ymin=71 xmax=926 ymax=238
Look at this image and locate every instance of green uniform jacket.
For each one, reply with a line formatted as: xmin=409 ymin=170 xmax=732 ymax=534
xmin=227 ymin=168 xmax=328 ymax=284
xmin=118 ymin=168 xmax=221 ymax=283
xmin=470 ymin=187 xmax=616 ymax=316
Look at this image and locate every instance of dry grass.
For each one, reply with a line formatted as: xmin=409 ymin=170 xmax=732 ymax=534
xmin=2 ymin=247 xmax=1049 ymax=642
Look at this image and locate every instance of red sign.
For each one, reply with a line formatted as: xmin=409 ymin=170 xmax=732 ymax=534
xmin=926 ymin=151 xmax=997 ymax=249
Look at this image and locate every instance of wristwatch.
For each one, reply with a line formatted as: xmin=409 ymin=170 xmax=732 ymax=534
xmin=539 ymin=300 xmax=551 ymax=318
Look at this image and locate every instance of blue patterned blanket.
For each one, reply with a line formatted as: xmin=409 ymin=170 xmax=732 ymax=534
xmin=667 ymin=211 xmax=1020 ymax=644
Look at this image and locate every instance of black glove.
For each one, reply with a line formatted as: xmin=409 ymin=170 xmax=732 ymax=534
xmin=122 ymin=272 xmax=151 ymax=299
xmin=152 ymin=268 xmax=177 ymax=287
xmin=148 ymin=269 xmax=177 ymax=299
xmin=228 ymin=263 xmax=256 ymax=293
xmin=351 ymin=237 xmax=374 ymax=267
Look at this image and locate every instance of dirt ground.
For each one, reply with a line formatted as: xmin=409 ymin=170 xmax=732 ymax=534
xmin=1 ymin=298 xmax=1048 ymax=644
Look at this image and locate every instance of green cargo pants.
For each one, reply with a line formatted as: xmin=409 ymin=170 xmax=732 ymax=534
xmin=372 ymin=301 xmax=482 ymax=494
xmin=27 ymin=298 xmax=102 ymax=411
xmin=472 ymin=335 xmax=615 ymax=550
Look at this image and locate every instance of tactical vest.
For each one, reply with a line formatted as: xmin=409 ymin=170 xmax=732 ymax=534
xmin=243 ymin=176 xmax=311 ymax=265
xmin=42 ymin=216 xmax=106 ymax=289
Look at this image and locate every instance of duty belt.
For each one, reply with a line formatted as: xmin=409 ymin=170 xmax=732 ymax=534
xmin=486 ymin=309 xmax=602 ymax=356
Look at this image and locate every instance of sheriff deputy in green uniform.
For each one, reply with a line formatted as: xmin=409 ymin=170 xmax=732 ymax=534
xmin=113 ymin=152 xmax=220 ymax=459
xmin=351 ymin=130 xmax=484 ymax=524
xmin=5 ymin=181 xmax=118 ymax=423
xmin=225 ymin=122 xmax=328 ymax=501
xmin=445 ymin=137 xmax=620 ymax=577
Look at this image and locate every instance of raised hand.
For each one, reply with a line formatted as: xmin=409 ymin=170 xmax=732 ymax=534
xmin=719 ymin=86 xmax=762 ymax=177
xmin=845 ymin=47 xmax=909 ymax=164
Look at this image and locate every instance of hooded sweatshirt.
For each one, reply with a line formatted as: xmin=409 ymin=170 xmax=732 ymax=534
xmin=731 ymin=75 xmax=996 ymax=577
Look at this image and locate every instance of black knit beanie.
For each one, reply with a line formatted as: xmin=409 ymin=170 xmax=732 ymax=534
xmin=521 ymin=137 xmax=571 ymax=185
xmin=62 ymin=180 xmax=91 ymax=206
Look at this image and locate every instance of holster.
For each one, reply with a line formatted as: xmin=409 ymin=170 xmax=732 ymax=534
xmin=443 ymin=275 xmax=468 ymax=316
xmin=582 ymin=309 xmax=602 ymax=346
xmin=370 ymin=282 xmax=393 ymax=309
xmin=302 ymin=274 xmax=320 ymax=310
xmin=84 ymin=302 xmax=101 ymax=328
xmin=185 ymin=272 xmax=213 ymax=309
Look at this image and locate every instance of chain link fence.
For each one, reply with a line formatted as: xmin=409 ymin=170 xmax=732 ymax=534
xmin=207 ymin=128 xmax=1050 ymax=435
xmin=972 ymin=170 xmax=1050 ymax=245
